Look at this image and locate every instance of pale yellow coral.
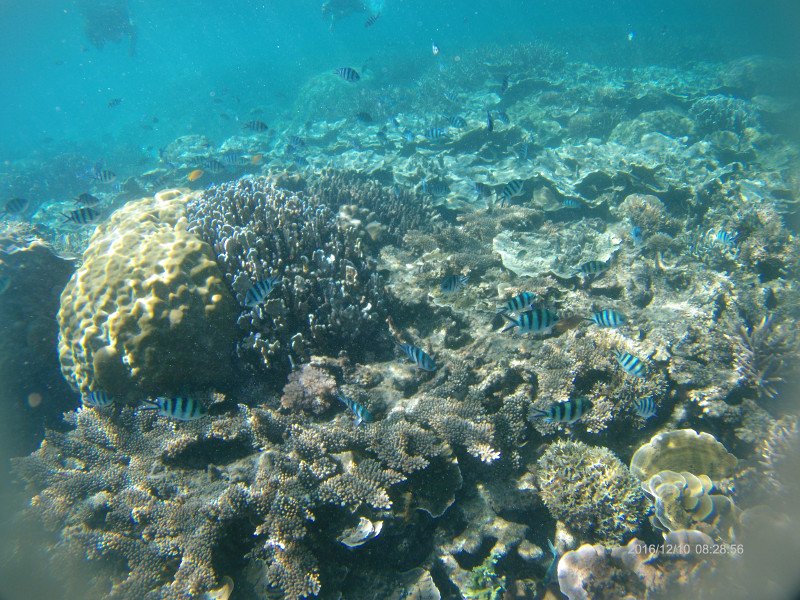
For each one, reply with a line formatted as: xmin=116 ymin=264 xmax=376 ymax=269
xmin=630 ymin=429 xmax=737 ymax=483
xmin=57 ymin=189 xmax=239 ymax=397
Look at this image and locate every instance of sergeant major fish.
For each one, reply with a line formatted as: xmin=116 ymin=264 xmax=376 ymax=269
xmin=497 ymin=291 xmax=535 ymax=314
xmin=336 ymin=392 xmax=373 ymax=425
xmin=440 ymin=274 xmax=468 ymax=293
xmin=575 ymin=259 xmax=609 ymax=277
xmin=82 ymin=391 xmax=114 ymax=408
xmin=1 ymin=197 xmax=29 ymax=216
xmin=398 ymin=343 xmax=436 ymax=371
xmin=141 ymin=396 xmax=206 ymax=421
xmin=614 ymin=350 xmax=647 ymax=378
xmin=531 ymin=397 xmax=591 ymax=424
xmin=63 ymin=207 xmax=98 ymax=224
xmin=633 ymin=396 xmax=657 ymax=419
xmin=590 ymin=309 xmax=626 ymax=328
xmin=244 ymin=277 xmax=280 ymax=307
xmin=500 ymin=180 xmax=524 ymax=206
xmin=335 ymin=67 xmax=360 ymax=82
xmin=501 ymin=307 xmax=559 ymax=335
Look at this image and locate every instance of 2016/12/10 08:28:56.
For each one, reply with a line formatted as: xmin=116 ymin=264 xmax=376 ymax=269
xmin=633 ymin=543 xmax=744 ymax=556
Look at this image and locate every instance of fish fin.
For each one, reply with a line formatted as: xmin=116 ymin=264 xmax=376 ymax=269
xmin=530 ymin=408 xmax=547 ymax=418
xmin=139 ymin=399 xmax=159 ymax=410
xmin=500 ymin=313 xmax=518 ymax=333
xmin=354 ymin=416 xmax=363 ymax=426
xmin=547 ymin=539 xmax=557 ymax=556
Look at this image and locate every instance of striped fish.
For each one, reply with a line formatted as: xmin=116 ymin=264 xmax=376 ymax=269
xmin=590 ymin=309 xmax=626 ymax=328
xmin=364 ymin=13 xmax=380 ymax=27
xmin=576 ymin=259 xmax=609 ymax=277
xmin=92 ymin=169 xmax=116 ymax=184
xmin=82 ymin=390 xmax=114 ymax=408
xmin=496 ymin=111 xmax=510 ymax=125
xmin=244 ymin=277 xmax=280 ymax=307
xmin=562 ymin=199 xmax=583 ymax=209
xmin=142 ymin=396 xmax=206 ymax=420
xmin=336 ymin=393 xmax=373 ymax=425
xmin=531 ymin=397 xmax=591 ymax=424
xmin=473 ymin=181 xmax=492 ymax=198
xmin=220 ymin=152 xmax=248 ymax=166
xmin=500 ymin=74 xmax=510 ymax=94
xmin=76 ymin=192 xmax=101 ymax=206
xmin=497 ymin=291 xmax=535 ymax=314
xmin=713 ymin=229 xmax=737 ymax=246
xmin=63 ymin=207 xmax=98 ymax=224
xmin=440 ymin=274 xmax=468 ymax=293
xmin=244 ymin=120 xmax=268 ymax=132
xmin=486 ymin=110 xmax=494 ymax=131
xmin=202 ymin=158 xmax=225 ymax=173
xmin=614 ymin=350 xmax=647 ymax=378
xmin=424 ymin=127 xmax=447 ymax=141
xmin=500 ymin=180 xmax=524 ymax=206
xmin=2 ymin=197 xmax=29 ymax=215
xmin=501 ymin=307 xmax=559 ymax=334
xmin=634 ymin=396 xmax=657 ymax=419
xmin=449 ymin=115 xmax=467 ymax=128
xmin=335 ymin=67 xmax=360 ymax=82
xmin=398 ymin=343 xmax=436 ymax=371
xmin=421 ymin=178 xmax=450 ymax=196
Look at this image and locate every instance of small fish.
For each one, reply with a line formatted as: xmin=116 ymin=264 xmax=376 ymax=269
xmin=627 ymin=31 xmax=635 ymax=42
xmin=141 ymin=396 xmax=206 ymax=421
xmin=473 ymin=181 xmax=492 ymax=198
xmin=0 ymin=275 xmax=10 ymax=295
xmin=336 ymin=392 xmax=373 ymax=425
xmin=500 ymin=74 xmax=510 ymax=94
xmin=402 ymin=129 xmax=415 ymax=142
xmin=421 ymin=178 xmax=450 ymax=196
xmin=244 ymin=120 xmax=268 ymax=132
xmin=440 ymin=274 xmax=468 ymax=293
xmin=287 ymin=135 xmax=306 ymax=150
xmin=355 ymin=111 xmax=373 ymax=123
xmin=424 ymin=127 xmax=447 ymax=141
xmin=576 ymin=259 xmax=609 ymax=277
xmin=590 ymin=309 xmax=626 ymax=328
xmin=63 ymin=207 xmax=98 ymax=224
xmin=364 ymin=13 xmax=380 ymax=27
xmin=398 ymin=343 xmax=436 ymax=371
xmin=486 ymin=110 xmax=494 ymax=131
xmin=92 ymin=169 xmax=116 ymax=184
xmin=2 ymin=197 xmax=29 ymax=216
xmin=107 ymin=97 xmax=123 ymax=108
xmin=631 ymin=225 xmax=644 ymax=247
xmin=202 ymin=158 xmax=225 ymax=173
xmin=531 ymin=397 xmax=591 ymax=424
xmin=497 ymin=291 xmax=535 ymax=314
xmin=75 ymin=192 xmax=100 ymax=206
xmin=501 ymin=307 xmax=559 ymax=334
xmin=496 ymin=111 xmax=510 ymax=125
xmin=432 ymin=41 xmax=440 ymax=56
xmin=335 ymin=67 xmax=360 ymax=82
xmin=187 ymin=169 xmax=204 ymax=182
xmin=562 ymin=199 xmax=583 ymax=209
xmin=449 ymin=115 xmax=467 ymax=128
xmin=82 ymin=390 xmax=114 ymax=408
xmin=250 ymin=154 xmax=263 ymax=165
xmin=220 ymin=152 xmax=248 ymax=166
xmin=244 ymin=277 xmax=280 ymax=307
xmin=633 ymin=396 xmax=657 ymax=419
xmin=500 ymin=180 xmax=524 ymax=206
xmin=519 ymin=142 xmax=530 ymax=161
xmin=713 ymin=229 xmax=737 ymax=247
xmin=614 ymin=350 xmax=647 ymax=378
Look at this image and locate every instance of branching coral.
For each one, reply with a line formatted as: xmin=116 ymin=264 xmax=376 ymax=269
xmin=730 ymin=315 xmax=798 ymax=400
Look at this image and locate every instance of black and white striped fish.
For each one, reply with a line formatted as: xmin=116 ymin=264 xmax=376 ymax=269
xmin=244 ymin=277 xmax=280 ymax=307
xmin=633 ymin=396 xmax=657 ymax=419
xmin=497 ymin=291 xmax=535 ymax=314
xmin=220 ymin=152 xmax=248 ymax=166
xmin=364 ymin=13 xmax=380 ymax=27
xmin=590 ymin=309 xmax=626 ymax=328
xmin=92 ymin=169 xmax=116 ymax=184
xmin=501 ymin=307 xmax=558 ymax=334
xmin=201 ymin=158 xmax=225 ymax=173
xmin=614 ymin=350 xmax=647 ymax=378
xmin=243 ymin=120 xmax=268 ymax=132
xmin=82 ymin=390 xmax=114 ymax=408
xmin=440 ymin=274 xmax=468 ymax=293
xmin=63 ymin=207 xmax=98 ymax=224
xmin=531 ymin=397 xmax=591 ymax=424
xmin=712 ymin=229 xmax=737 ymax=247
xmin=141 ymin=396 xmax=206 ymax=421
xmin=576 ymin=259 xmax=609 ymax=277
xmin=398 ymin=343 xmax=436 ymax=371
xmin=562 ymin=198 xmax=583 ymax=209
xmin=500 ymin=180 xmax=524 ymax=206
xmin=336 ymin=392 xmax=373 ymax=425
xmin=449 ymin=115 xmax=467 ymax=128
xmin=335 ymin=67 xmax=360 ymax=82
xmin=76 ymin=192 xmax=101 ymax=207
xmin=2 ymin=197 xmax=29 ymax=216
xmin=424 ymin=127 xmax=448 ymax=141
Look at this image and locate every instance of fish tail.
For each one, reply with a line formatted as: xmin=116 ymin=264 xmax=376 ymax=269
xmin=530 ymin=408 xmax=547 ymax=418
xmin=140 ymin=399 xmax=159 ymax=410
xmin=500 ymin=313 xmax=518 ymax=333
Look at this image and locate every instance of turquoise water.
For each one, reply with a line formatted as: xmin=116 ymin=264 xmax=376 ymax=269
xmin=1 ymin=1 xmax=800 ymax=599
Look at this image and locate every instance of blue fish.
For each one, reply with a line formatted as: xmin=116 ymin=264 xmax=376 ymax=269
xmin=575 ymin=259 xmax=609 ymax=277
xmin=440 ymin=274 xmax=468 ymax=293
xmin=500 ymin=180 xmax=524 ymax=206
xmin=496 ymin=111 xmax=510 ymax=125
xmin=531 ymin=397 xmax=591 ymax=424
xmin=244 ymin=277 xmax=280 ymax=307
xmin=631 ymin=225 xmax=644 ymax=247
xmin=398 ymin=343 xmax=436 ymax=371
xmin=424 ymin=127 xmax=447 ymax=141
xmin=614 ymin=350 xmax=647 ymax=378
xmin=449 ymin=115 xmax=467 ymax=128
xmin=402 ymin=129 xmax=415 ymax=142
xmin=562 ymin=199 xmax=583 ymax=209
xmin=473 ymin=181 xmax=492 ymax=198
xmin=63 ymin=207 xmax=98 ymax=224
xmin=82 ymin=390 xmax=114 ymax=408
xmin=501 ymin=307 xmax=559 ymax=334
xmin=421 ymin=178 xmax=450 ymax=196
xmin=1 ymin=197 xmax=29 ymax=216
xmin=497 ymin=291 xmax=535 ymax=314
xmin=713 ymin=229 xmax=737 ymax=247
xmin=141 ymin=396 xmax=206 ymax=421
xmin=336 ymin=392 xmax=373 ymax=425
xmin=335 ymin=67 xmax=360 ymax=82
xmin=590 ymin=309 xmax=626 ymax=328
xmin=633 ymin=396 xmax=657 ymax=419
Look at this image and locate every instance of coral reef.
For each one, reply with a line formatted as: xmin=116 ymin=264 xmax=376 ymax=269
xmin=57 ymin=189 xmax=239 ymax=398
xmin=689 ymin=95 xmax=759 ymax=135
xmin=536 ymin=440 xmax=646 ymax=544
xmin=629 ymin=429 xmax=738 ymax=483
xmin=186 ymin=176 xmax=397 ymax=372
xmin=729 ymin=315 xmax=798 ymax=400
xmin=280 ymin=355 xmax=343 ymax=414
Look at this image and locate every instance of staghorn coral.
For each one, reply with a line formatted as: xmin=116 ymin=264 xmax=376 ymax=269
xmin=536 ymin=440 xmax=647 ymax=544
xmin=186 ymin=176 xmax=395 ymax=372
xmin=57 ymin=189 xmax=239 ymax=398
xmin=729 ymin=315 xmax=798 ymax=400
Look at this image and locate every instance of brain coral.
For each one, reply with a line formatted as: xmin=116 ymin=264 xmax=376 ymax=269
xmin=536 ymin=440 xmax=646 ymax=544
xmin=57 ymin=189 xmax=239 ymax=397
